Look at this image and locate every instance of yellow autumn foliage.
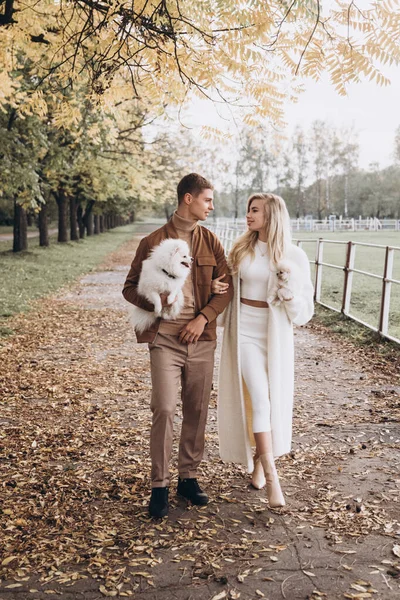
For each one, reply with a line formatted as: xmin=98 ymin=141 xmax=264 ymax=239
xmin=0 ymin=0 xmax=399 ymax=126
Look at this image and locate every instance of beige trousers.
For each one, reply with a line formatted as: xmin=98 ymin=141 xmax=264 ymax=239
xmin=148 ymin=333 xmax=216 ymax=488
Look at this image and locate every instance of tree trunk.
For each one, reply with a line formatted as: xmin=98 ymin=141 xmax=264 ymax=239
xmin=13 ymin=201 xmax=28 ymax=252
xmin=296 ymin=178 xmax=302 ymax=219
xmin=234 ymin=162 xmax=240 ymax=220
xmin=77 ymin=205 xmax=85 ymax=239
xmin=317 ymin=179 xmax=322 ymax=220
xmin=86 ymin=212 xmax=94 ymax=235
xmin=56 ymin=188 xmax=68 ymax=242
xmin=344 ymin=174 xmax=349 ymax=218
xmin=325 ymin=176 xmax=330 ymax=214
xmin=70 ymin=197 xmax=79 ymax=241
xmin=83 ymin=201 xmax=95 ymax=236
xmin=27 ymin=211 xmax=34 ymax=227
xmin=94 ymin=214 xmax=100 ymax=234
xmin=99 ymin=215 xmax=104 ymax=232
xmin=38 ymin=203 xmax=49 ymax=247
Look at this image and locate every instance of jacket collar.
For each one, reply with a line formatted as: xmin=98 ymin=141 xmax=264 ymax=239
xmin=171 ymin=211 xmax=198 ymax=232
xmin=164 ymin=218 xmax=202 ymax=256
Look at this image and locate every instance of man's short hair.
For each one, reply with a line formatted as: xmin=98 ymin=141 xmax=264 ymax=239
xmin=177 ymin=173 xmax=213 ymax=204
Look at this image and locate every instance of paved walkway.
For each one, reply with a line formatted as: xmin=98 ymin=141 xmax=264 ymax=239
xmin=0 ymin=225 xmax=399 ymax=600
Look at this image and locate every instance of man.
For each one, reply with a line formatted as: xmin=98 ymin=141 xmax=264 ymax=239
xmin=122 ymin=173 xmax=233 ymax=518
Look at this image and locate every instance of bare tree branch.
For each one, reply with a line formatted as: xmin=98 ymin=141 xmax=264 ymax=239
xmin=295 ymin=0 xmax=321 ymax=75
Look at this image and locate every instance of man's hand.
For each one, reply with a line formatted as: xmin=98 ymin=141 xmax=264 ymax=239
xmin=179 ymin=314 xmax=208 ymax=344
xmin=160 ymin=293 xmax=176 ymax=308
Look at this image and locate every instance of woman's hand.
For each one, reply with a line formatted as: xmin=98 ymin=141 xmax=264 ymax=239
xmin=211 ymin=274 xmax=229 ymax=295
xmin=277 ymin=286 xmax=294 ymax=302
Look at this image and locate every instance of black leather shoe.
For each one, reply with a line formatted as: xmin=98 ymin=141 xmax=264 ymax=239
xmin=177 ymin=478 xmax=208 ymax=506
xmin=149 ymin=487 xmax=169 ymax=518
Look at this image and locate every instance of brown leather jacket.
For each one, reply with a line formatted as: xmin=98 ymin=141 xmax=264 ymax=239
xmin=122 ymin=220 xmax=233 ymax=342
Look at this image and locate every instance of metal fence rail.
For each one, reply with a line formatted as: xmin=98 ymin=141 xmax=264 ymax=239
xmin=301 ymin=238 xmax=400 ymax=344
xmin=207 ymin=224 xmax=400 ymax=344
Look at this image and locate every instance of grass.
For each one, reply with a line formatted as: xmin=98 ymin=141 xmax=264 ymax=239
xmin=294 ymin=231 xmax=400 ymax=342
xmin=0 ymin=224 xmax=137 ymax=335
xmin=312 ymin=305 xmax=400 ymax=373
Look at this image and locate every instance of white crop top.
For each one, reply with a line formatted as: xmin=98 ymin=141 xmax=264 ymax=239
xmin=240 ymin=241 xmax=270 ymax=301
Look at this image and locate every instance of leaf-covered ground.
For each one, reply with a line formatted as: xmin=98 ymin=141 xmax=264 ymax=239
xmin=1 ymin=227 xmax=400 ymax=600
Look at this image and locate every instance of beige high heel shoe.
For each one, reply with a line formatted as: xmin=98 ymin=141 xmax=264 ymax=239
xmin=259 ymin=453 xmax=285 ymax=508
xmin=251 ymin=455 xmax=266 ymax=489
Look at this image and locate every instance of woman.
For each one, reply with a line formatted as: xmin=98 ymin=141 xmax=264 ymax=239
xmin=213 ymin=193 xmax=314 ymax=507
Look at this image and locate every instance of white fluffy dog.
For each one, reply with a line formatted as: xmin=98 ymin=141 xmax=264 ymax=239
xmin=270 ymin=260 xmax=302 ymax=305
xmin=129 ymin=238 xmax=192 ymax=334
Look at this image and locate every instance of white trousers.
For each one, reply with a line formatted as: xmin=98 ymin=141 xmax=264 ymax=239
xmin=240 ymin=303 xmax=271 ymax=433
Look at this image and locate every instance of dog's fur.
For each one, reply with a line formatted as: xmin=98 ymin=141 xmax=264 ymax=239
xmin=129 ymin=238 xmax=192 ymax=334
xmin=270 ymin=259 xmax=302 ymax=305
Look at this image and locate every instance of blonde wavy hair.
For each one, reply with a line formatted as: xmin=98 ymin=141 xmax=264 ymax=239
xmin=229 ymin=193 xmax=292 ymax=273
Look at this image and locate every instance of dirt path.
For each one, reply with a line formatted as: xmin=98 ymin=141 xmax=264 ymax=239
xmin=1 ymin=226 xmax=399 ymax=600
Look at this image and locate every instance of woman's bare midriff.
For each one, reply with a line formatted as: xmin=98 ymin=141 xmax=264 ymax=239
xmin=240 ymin=298 xmax=269 ymax=308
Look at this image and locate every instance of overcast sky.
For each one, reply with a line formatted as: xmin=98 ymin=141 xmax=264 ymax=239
xmin=284 ymin=69 xmax=400 ymax=169
xmin=181 ymin=64 xmax=400 ymax=171
xmin=156 ymin=1 xmax=400 ymax=174
xmin=177 ymin=0 xmax=400 ymax=173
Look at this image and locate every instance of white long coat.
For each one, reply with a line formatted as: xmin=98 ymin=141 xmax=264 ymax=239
xmin=217 ymin=244 xmax=314 ymax=472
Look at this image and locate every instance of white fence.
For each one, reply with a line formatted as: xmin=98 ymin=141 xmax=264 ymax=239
xmin=292 ymin=217 xmax=400 ymax=232
xmin=211 ymin=217 xmax=400 ymax=232
xmin=304 ymin=238 xmax=400 ymax=344
xmin=207 ymin=223 xmax=400 ymax=344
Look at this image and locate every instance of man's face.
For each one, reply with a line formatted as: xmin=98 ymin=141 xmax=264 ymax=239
xmin=187 ymin=188 xmax=214 ymax=221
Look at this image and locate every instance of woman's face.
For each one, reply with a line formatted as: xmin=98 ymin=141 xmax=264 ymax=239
xmin=246 ymin=199 xmax=265 ymax=232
